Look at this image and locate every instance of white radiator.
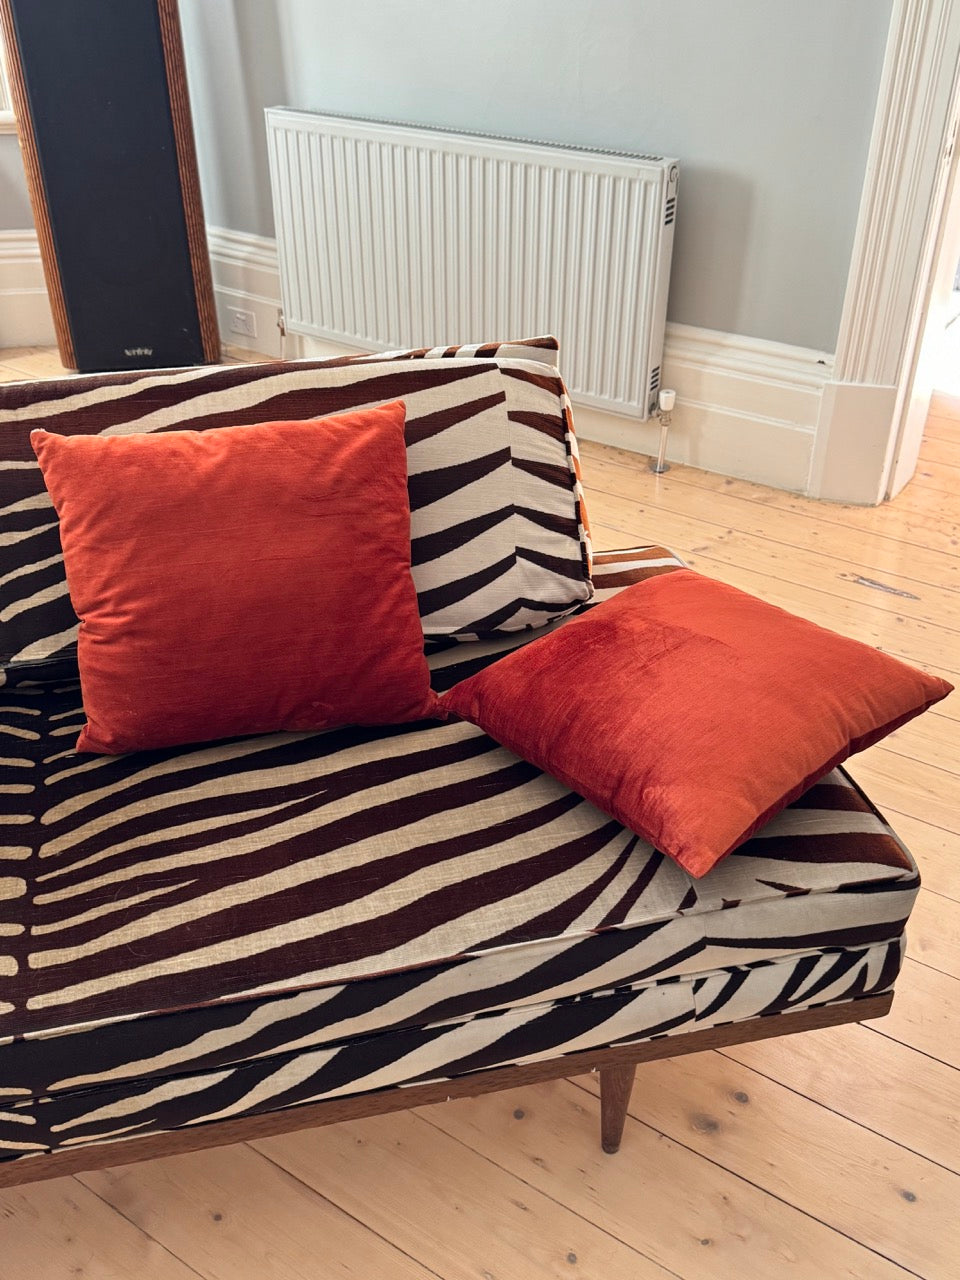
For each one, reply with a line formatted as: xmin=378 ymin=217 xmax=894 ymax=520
xmin=265 ymin=109 xmax=678 ymax=418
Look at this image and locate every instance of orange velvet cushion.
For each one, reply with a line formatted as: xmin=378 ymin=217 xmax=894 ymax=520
xmin=32 ymin=402 xmax=439 ymax=754
xmin=442 ymin=570 xmax=952 ymax=877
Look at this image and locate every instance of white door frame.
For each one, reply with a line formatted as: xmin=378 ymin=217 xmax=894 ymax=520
xmin=807 ymin=0 xmax=960 ymax=504
xmin=887 ymin=84 xmax=960 ymax=496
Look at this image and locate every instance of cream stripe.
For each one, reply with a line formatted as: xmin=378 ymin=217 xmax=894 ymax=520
xmin=750 ymin=811 xmax=887 ymax=839
xmin=0 ymin=519 xmax=58 ymax=549
xmin=328 ymin=986 xmax=678 ymax=1099
xmin=181 ymin=1049 xmax=338 ymax=1128
xmin=0 ymin=550 xmax=63 ymax=587
xmin=34 ymin=797 xmax=298 ymax=899
xmin=0 ymin=1110 xmax=36 ymax=1128
xmin=50 ymin=1069 xmax=232 ymax=1133
xmin=0 ymin=492 xmax=52 ymax=518
xmin=0 ymin=580 xmax=71 ymax=624
xmin=44 ymin=753 xmax=123 ymax=781
xmin=10 ymin=626 xmax=78 ymax=664
xmin=58 ymin=1120 xmax=156 ymax=1146
xmin=50 ymin=982 xmax=350 ymax=1091
xmin=32 ymin=881 xmax=197 ymax=934
xmin=90 ymin=361 xmax=499 ymax=438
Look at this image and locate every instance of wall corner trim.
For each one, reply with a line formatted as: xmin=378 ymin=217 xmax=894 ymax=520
xmin=807 ymin=380 xmax=899 ymax=504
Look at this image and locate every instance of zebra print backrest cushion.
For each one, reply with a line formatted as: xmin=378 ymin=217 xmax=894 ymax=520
xmin=0 ymin=337 xmax=593 ymax=677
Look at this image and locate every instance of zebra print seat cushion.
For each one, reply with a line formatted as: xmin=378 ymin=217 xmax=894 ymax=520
xmin=0 ymin=551 xmax=919 ymax=1166
xmin=0 ymin=337 xmax=592 ymax=675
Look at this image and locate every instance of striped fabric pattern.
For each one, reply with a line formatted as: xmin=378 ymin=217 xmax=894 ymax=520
xmin=0 ymin=337 xmax=592 ymax=670
xmin=0 ymin=551 xmax=920 ymax=1166
xmin=2 ymin=942 xmax=901 ymax=1162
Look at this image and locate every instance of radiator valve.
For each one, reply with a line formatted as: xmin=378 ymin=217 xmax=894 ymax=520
xmin=650 ymin=389 xmax=676 ymax=474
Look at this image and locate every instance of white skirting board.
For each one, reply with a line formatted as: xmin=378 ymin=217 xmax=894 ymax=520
xmin=580 ymin=324 xmax=833 ymax=493
xmin=0 ymin=230 xmax=55 ymax=348
xmin=2 ymin=225 xmax=840 ymax=497
xmin=205 ymin=226 xmax=284 ymax=359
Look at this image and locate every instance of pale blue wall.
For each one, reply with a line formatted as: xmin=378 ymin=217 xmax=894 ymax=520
xmin=180 ymin=0 xmax=892 ymax=352
xmin=0 ymin=137 xmax=32 ymax=230
xmin=0 ymin=2 xmax=891 ymax=350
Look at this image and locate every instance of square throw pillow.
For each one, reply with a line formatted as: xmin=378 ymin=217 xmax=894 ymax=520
xmin=31 ymin=401 xmax=440 ymax=754
xmin=441 ymin=569 xmax=952 ymax=878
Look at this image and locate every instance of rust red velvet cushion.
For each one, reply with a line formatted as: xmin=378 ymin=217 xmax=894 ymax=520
xmin=32 ymin=402 xmax=439 ymax=754
xmin=442 ymin=569 xmax=952 ymax=877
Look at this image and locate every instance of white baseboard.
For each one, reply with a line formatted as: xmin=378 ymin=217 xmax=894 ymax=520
xmin=205 ymin=226 xmax=284 ymax=358
xmin=573 ymin=323 xmax=833 ymax=493
xmin=3 ymin=226 xmax=837 ymax=495
xmin=0 ymin=230 xmax=55 ymax=348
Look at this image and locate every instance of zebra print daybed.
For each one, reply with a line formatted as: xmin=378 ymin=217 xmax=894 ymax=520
xmin=0 ymin=339 xmax=918 ymax=1186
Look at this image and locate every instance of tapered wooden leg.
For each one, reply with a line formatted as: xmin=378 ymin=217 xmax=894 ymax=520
xmin=599 ymin=1063 xmax=636 ymax=1154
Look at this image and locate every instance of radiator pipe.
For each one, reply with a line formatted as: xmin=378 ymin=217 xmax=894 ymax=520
xmin=650 ymin=389 xmax=676 ymax=474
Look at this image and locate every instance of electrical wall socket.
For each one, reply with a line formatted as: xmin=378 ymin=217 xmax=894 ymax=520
xmin=227 ymin=307 xmax=257 ymax=339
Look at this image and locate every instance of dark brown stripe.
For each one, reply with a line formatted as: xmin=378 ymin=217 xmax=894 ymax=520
xmin=506 ymin=409 xmax=566 ymax=442
xmin=415 ymin=553 xmax=515 ymax=617
xmin=404 ymin=390 xmax=507 ymax=444
xmin=407 ymin=447 xmax=511 ymax=511
xmin=514 ymin=505 xmax=581 ymax=540
xmin=591 ymin=565 xmax=681 ymax=589
xmin=501 ymin=365 xmax=563 ymax=395
xmin=510 ymin=455 xmax=574 ymax=491
xmin=517 ymin=544 xmax=585 ymax=578
xmin=789 ymin=782 xmax=885 ymax=813
xmin=411 ymin=506 xmax=513 ymax=565
xmin=742 ymin=831 xmax=913 ymax=870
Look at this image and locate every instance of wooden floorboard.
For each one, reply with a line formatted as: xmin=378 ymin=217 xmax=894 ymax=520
xmin=1 ymin=347 xmax=957 ymax=1279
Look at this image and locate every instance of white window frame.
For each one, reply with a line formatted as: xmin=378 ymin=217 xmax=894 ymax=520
xmin=0 ymin=32 xmax=17 ymax=133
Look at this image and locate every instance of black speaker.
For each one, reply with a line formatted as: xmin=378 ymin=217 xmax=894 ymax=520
xmin=0 ymin=0 xmax=219 ymax=372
